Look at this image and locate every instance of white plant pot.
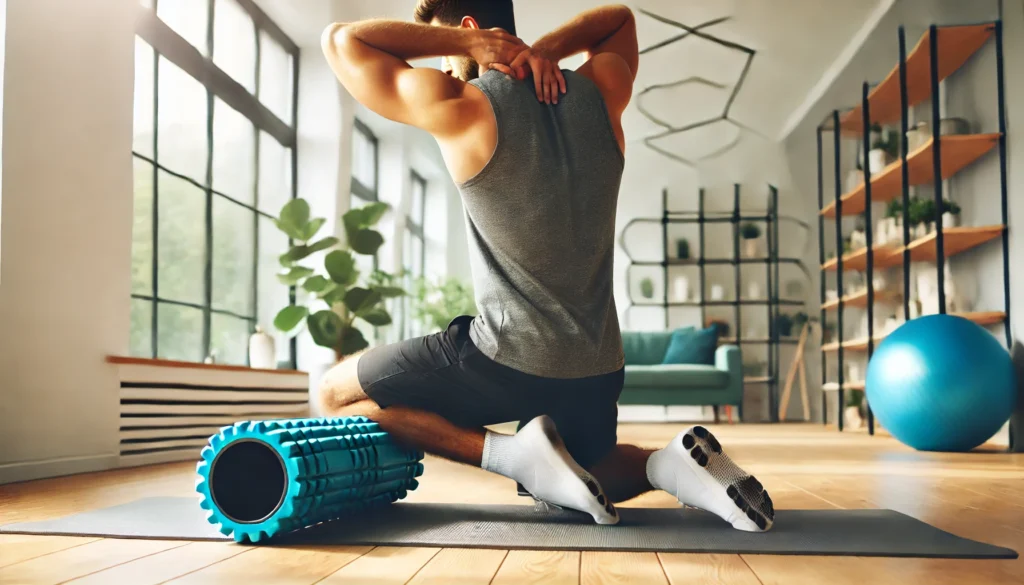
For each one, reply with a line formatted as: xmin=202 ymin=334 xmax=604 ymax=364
xmin=743 ymin=239 xmax=759 ymax=258
xmin=867 ymin=149 xmax=889 ymax=175
xmin=248 ymin=327 xmax=277 ymax=370
xmin=748 ymin=282 xmax=761 ymax=300
xmin=845 ymin=170 xmax=865 ymax=193
xmin=942 ymin=212 xmax=959 ymax=228
xmin=711 ymin=284 xmax=725 ymax=301
xmin=845 ymin=406 xmax=863 ymax=430
xmin=674 ymin=276 xmax=690 ymax=302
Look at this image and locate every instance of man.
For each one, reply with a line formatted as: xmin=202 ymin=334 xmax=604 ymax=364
xmin=319 ymin=0 xmax=774 ymax=532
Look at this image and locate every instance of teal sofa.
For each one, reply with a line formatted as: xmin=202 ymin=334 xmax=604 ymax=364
xmin=618 ymin=330 xmax=743 ymax=421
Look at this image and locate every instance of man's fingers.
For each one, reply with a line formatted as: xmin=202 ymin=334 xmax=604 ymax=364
xmin=489 ymin=63 xmax=515 ymax=76
xmin=556 ymin=68 xmax=567 ymax=94
xmin=531 ymin=60 xmax=544 ymax=101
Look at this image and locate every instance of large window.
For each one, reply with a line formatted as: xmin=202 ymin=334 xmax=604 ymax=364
xmin=131 ymin=0 xmax=298 ymax=366
xmin=402 ymin=172 xmax=428 ymax=337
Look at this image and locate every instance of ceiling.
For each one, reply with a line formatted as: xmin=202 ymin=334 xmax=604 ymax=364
xmin=257 ymin=0 xmax=886 ymax=176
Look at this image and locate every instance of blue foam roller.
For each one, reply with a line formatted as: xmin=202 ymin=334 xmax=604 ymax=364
xmin=195 ymin=416 xmax=424 ymax=543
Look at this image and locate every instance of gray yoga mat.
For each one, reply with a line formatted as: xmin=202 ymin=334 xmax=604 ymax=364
xmin=1 ymin=496 xmax=1016 ymax=559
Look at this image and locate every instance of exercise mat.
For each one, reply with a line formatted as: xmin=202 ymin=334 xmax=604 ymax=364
xmin=196 ymin=416 xmax=424 ymax=542
xmin=2 ymin=497 xmax=1016 ymax=559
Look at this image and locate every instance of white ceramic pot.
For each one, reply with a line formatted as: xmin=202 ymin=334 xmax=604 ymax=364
xmin=942 ymin=212 xmax=959 ymax=228
xmin=825 ymin=289 xmax=839 ymax=302
xmin=867 ymin=149 xmax=889 ymax=175
xmin=845 ymin=406 xmax=864 ymax=430
xmin=845 ymin=170 xmax=864 ymax=193
xmin=674 ymin=276 xmax=690 ymax=302
xmin=748 ymin=282 xmax=761 ymax=300
xmin=248 ymin=327 xmax=277 ymax=369
xmin=711 ymin=284 xmax=724 ymax=301
xmin=743 ymin=238 xmax=759 ymax=258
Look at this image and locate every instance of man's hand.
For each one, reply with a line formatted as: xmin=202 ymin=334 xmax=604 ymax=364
xmin=468 ymin=28 xmax=529 ymax=74
xmin=508 ymin=48 xmax=567 ymax=105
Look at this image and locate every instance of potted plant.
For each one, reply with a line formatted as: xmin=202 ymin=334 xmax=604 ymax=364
xmin=411 ymin=276 xmax=477 ymax=332
xmin=272 ymin=199 xmax=406 ymax=362
xmin=823 ymin=321 xmax=837 ymax=343
xmin=639 ymin=277 xmax=655 ymax=299
xmin=792 ymin=311 xmax=809 ymax=333
xmin=676 ymin=238 xmax=690 ymax=260
xmin=943 ymin=199 xmax=961 ymax=228
xmin=775 ymin=313 xmax=794 ymax=337
xmin=867 ymin=126 xmax=894 ymax=175
xmin=740 ymin=222 xmax=761 ymax=258
xmin=845 ymin=390 xmax=864 ymax=430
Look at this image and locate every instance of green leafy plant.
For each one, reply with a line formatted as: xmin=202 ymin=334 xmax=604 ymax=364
xmin=272 ymin=199 xmax=406 ymax=361
xmin=676 ymin=238 xmax=690 ymax=260
xmin=792 ymin=311 xmax=809 ymax=330
xmin=411 ymin=276 xmax=477 ymax=332
xmin=846 ymin=389 xmax=865 ymax=408
xmin=944 ymin=199 xmax=961 ymax=216
xmin=775 ymin=313 xmax=794 ymax=337
xmin=639 ymin=277 xmax=655 ymax=299
xmin=885 ymin=198 xmax=903 ymax=219
xmin=740 ymin=222 xmax=761 ymax=240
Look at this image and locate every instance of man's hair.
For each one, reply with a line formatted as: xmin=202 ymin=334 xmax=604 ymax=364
xmin=414 ymin=0 xmax=516 ymax=36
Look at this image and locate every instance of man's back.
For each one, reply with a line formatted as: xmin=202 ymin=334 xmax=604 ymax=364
xmin=459 ymin=69 xmax=625 ymax=379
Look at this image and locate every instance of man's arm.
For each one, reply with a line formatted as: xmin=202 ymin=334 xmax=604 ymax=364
xmin=320 ymin=20 xmax=524 ymax=137
xmin=531 ymin=5 xmax=638 ymax=80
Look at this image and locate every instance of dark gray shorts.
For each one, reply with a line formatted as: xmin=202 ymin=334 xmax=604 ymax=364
xmin=357 ymin=315 xmax=624 ymax=469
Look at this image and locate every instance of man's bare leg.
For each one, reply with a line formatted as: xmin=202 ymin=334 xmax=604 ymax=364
xmin=318 ymin=353 xmax=618 ymax=524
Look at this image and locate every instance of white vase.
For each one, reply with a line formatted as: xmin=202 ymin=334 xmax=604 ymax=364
xmin=748 ymin=282 xmax=761 ymax=300
xmin=248 ymin=327 xmax=277 ymax=369
xmin=711 ymin=285 xmax=724 ymax=301
xmin=674 ymin=276 xmax=690 ymax=302
xmin=845 ymin=170 xmax=864 ymax=193
xmin=845 ymin=406 xmax=863 ymax=430
xmin=743 ymin=239 xmax=759 ymax=258
xmin=942 ymin=212 xmax=959 ymax=228
xmin=867 ymin=149 xmax=889 ymax=175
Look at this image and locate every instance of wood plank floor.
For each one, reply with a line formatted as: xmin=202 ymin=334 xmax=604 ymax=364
xmin=1 ymin=424 xmax=1021 ymax=584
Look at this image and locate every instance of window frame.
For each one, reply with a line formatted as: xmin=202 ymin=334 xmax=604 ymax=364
xmin=350 ymin=117 xmax=380 ymax=204
xmin=132 ymin=0 xmax=300 ymax=367
xmin=402 ymin=170 xmax=428 ymax=338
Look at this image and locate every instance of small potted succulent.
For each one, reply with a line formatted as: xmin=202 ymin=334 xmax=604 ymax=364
xmin=741 ymin=222 xmax=762 ymax=258
xmin=942 ymin=199 xmax=961 ymax=228
xmin=639 ymin=277 xmax=655 ymax=299
xmin=845 ymin=390 xmax=865 ymax=430
xmin=676 ymin=238 xmax=691 ymax=260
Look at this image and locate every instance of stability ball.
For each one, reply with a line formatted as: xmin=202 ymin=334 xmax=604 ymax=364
xmin=865 ymin=314 xmax=1017 ymax=452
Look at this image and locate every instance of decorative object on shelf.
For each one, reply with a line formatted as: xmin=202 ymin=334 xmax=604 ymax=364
xmin=873 ymin=274 xmax=887 ymax=291
xmin=842 ymin=236 xmax=853 ymax=254
xmin=942 ymin=200 xmax=962 ymax=228
xmin=883 ymin=314 xmax=901 ymax=335
xmin=938 ymin=116 xmax=970 ymax=136
xmin=273 ymin=199 xmax=407 ymax=362
xmin=710 ymin=284 xmax=725 ymax=301
xmin=248 ymin=326 xmax=277 ymax=370
xmin=747 ymin=281 xmax=761 ymax=300
xmin=674 ymin=275 xmax=690 ymax=302
xmin=676 ymin=238 xmax=691 ymax=260
xmin=204 ymin=353 xmax=217 ymax=365
xmin=639 ymin=277 xmax=655 ymax=299
xmin=866 ymin=124 xmax=898 ymax=175
xmin=740 ymin=222 xmax=761 ymax=258
xmin=906 ymin=121 xmax=930 ymax=151
xmin=917 ymin=271 xmax=939 ymax=315
xmin=823 ymin=321 xmax=837 ymax=343
xmin=775 ymin=313 xmax=794 ymax=337
xmin=850 ymin=227 xmax=866 ymax=250
xmin=825 ymin=289 xmax=839 ymax=302
xmin=865 ymin=314 xmax=1016 ymax=452
xmin=845 ymin=169 xmax=864 ymax=193
xmin=844 ymin=389 xmax=864 ymax=430
xmin=742 ymin=361 xmax=767 ymax=377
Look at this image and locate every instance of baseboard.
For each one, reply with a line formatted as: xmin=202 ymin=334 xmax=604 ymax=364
xmin=0 ymin=453 xmax=118 ymax=485
xmin=617 ymin=405 xmax=714 ymax=423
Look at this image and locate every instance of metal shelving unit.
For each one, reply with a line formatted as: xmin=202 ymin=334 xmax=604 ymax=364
xmin=816 ymin=22 xmax=1011 ymax=442
xmin=621 ymin=185 xmax=810 ymax=422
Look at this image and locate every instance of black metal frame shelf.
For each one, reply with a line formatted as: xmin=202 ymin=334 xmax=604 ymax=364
xmin=815 ymin=22 xmax=1012 ymax=445
xmin=622 ymin=185 xmax=809 ymax=422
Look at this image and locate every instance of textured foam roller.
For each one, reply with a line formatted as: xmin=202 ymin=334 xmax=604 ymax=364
xmin=195 ymin=416 xmax=424 ymax=543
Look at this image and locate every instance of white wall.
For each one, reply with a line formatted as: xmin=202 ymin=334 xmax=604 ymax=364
xmin=0 ymin=0 xmax=136 ymax=482
xmin=782 ymin=0 xmax=1020 ymax=435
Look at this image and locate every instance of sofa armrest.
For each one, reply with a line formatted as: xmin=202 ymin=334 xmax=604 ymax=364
xmin=715 ymin=345 xmax=743 ymax=405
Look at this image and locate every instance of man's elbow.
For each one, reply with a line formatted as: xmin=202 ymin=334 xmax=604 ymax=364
xmin=320 ymin=22 xmax=352 ymax=58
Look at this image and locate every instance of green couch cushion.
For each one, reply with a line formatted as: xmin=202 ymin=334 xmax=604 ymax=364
xmin=661 ymin=324 xmax=719 ymax=365
xmin=623 ymin=364 xmax=729 ymax=389
xmin=621 ymin=329 xmax=690 ymax=365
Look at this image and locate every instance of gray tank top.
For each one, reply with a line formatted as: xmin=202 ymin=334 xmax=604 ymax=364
xmin=459 ymin=68 xmax=625 ymax=379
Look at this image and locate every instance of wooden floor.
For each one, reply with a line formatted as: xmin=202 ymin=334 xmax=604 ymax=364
xmin=2 ymin=423 xmax=1023 ymax=584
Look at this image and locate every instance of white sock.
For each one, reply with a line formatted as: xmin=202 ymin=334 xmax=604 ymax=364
xmin=479 ymin=416 xmax=619 ymax=525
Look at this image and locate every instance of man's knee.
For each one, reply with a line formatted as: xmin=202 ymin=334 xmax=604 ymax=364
xmin=318 ymin=352 xmax=368 ymax=414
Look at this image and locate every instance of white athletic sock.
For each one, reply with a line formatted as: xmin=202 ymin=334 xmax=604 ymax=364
xmin=479 ymin=416 xmax=619 ymax=525
xmin=481 ymin=431 xmax=522 ymax=479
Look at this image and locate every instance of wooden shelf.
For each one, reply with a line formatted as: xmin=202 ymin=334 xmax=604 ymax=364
xmin=823 ymin=289 xmax=898 ymax=311
xmin=823 ymin=381 xmax=865 ymax=392
xmin=905 ymin=225 xmax=1004 ymax=261
xmin=821 ymin=311 xmax=1004 ymax=353
xmin=838 ymin=24 xmax=995 ymax=134
xmin=822 ymin=243 xmax=902 ymax=272
xmin=821 ymin=134 xmax=1000 ymax=217
xmin=744 ymin=376 xmax=774 ymax=384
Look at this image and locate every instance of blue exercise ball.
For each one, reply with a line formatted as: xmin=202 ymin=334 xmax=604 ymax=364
xmin=865 ymin=314 xmax=1017 ymax=452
